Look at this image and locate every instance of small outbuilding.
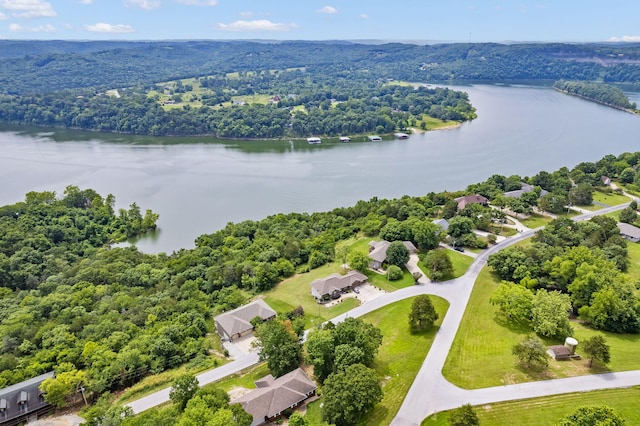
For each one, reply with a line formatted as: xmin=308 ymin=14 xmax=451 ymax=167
xmin=547 ymin=337 xmax=579 ymax=360
xmin=214 ymin=300 xmax=276 ymax=342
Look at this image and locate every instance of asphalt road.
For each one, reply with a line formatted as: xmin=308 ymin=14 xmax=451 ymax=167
xmin=128 ymin=201 xmax=640 ymax=424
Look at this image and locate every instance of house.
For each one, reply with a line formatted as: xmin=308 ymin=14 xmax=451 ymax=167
xmin=368 ymin=240 xmax=417 ymax=269
xmin=214 ymin=300 xmax=276 ymax=341
xmin=232 ymin=368 xmax=317 ymax=426
xmin=310 ymin=271 xmax=367 ymax=301
xmin=454 ymin=194 xmax=488 ymax=210
xmin=503 ymin=183 xmax=548 ymax=199
xmin=602 ymin=176 xmax=611 ymax=186
xmin=617 ymin=222 xmax=640 ymax=243
xmin=0 ymin=371 xmax=55 ymax=426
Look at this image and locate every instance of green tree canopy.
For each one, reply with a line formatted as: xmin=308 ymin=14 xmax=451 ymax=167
xmin=409 ymin=295 xmax=439 ymax=333
xmin=254 ymin=319 xmax=302 ymax=377
xmin=169 ymin=373 xmax=200 ymax=412
xmin=449 ymin=403 xmax=480 ymax=426
xmin=385 ymin=241 xmax=410 ymax=267
xmin=512 ymin=336 xmax=549 ymax=371
xmin=558 ymin=405 xmax=626 ymax=426
xmin=321 ymin=363 xmax=382 ymax=426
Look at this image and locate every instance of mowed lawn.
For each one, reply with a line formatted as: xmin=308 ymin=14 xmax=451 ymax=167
xmin=442 ymin=267 xmax=640 ymax=389
xmin=422 ymin=387 xmax=640 ymax=426
xmin=520 ymin=213 xmax=552 ymax=229
xmin=592 ymin=190 xmax=631 ymax=206
xmin=305 ymin=296 xmax=449 ymax=426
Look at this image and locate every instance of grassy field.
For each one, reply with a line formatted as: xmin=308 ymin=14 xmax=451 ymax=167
xmin=305 ymin=296 xmax=450 ymax=426
xmin=447 ymin=250 xmax=475 ymax=278
xmin=519 ymin=213 xmax=552 ymax=229
xmin=422 ymin=387 xmax=640 ymax=426
xmin=625 ymin=241 xmax=640 ymax=282
xmin=442 ymin=267 xmax=640 ymax=389
xmin=592 ymin=190 xmax=631 ymax=206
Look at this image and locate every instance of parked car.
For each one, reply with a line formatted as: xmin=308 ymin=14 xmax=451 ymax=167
xmin=353 ymin=287 xmax=360 ymax=294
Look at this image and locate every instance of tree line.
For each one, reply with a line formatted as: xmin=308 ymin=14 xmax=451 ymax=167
xmin=553 ymin=80 xmax=638 ymax=111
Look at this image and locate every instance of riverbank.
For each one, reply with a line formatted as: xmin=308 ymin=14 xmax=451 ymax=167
xmin=553 ymin=87 xmax=640 ymax=115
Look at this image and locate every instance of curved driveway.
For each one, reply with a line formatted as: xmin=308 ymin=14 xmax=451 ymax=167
xmin=129 ymin=203 xmax=640 ymax=425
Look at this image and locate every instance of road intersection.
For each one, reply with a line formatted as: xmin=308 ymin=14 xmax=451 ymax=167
xmin=128 ymin=202 xmax=640 ymax=425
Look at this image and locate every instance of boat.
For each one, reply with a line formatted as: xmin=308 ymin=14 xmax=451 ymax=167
xmin=339 ymin=136 xmax=351 ymax=142
xmin=306 ymin=137 xmax=321 ymax=144
xmin=368 ymin=135 xmax=382 ymax=141
xmin=394 ymin=132 xmax=409 ymax=139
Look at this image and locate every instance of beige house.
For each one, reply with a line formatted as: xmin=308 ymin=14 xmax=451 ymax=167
xmin=232 ymin=368 xmax=317 ymax=426
xmin=214 ymin=300 xmax=276 ymax=341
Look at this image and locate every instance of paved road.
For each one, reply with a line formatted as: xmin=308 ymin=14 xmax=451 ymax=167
xmin=129 ymin=201 xmax=640 ymax=424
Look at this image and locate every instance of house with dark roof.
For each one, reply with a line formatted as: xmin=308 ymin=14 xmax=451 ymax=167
xmin=214 ymin=300 xmax=276 ymax=341
xmin=0 ymin=372 xmax=54 ymax=426
xmin=503 ymin=183 xmax=548 ymax=199
xmin=368 ymin=240 xmax=417 ymax=269
xmin=310 ymin=271 xmax=367 ymax=301
xmin=454 ymin=194 xmax=488 ymax=210
xmin=617 ymin=222 xmax=640 ymax=243
xmin=231 ymin=368 xmax=317 ymax=426
xmin=602 ymin=176 xmax=611 ymax=186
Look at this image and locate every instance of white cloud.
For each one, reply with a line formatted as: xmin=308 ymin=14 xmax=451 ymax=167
xmin=0 ymin=0 xmax=56 ymax=18
xmin=126 ymin=0 xmax=160 ymax=10
xmin=80 ymin=0 xmax=93 ymax=4
xmin=175 ymin=0 xmax=217 ymax=5
xmin=359 ymin=13 xmax=368 ymax=19
xmin=85 ymin=23 xmax=134 ymax=33
xmin=0 ymin=11 xmax=7 ymax=19
xmin=239 ymin=10 xmax=252 ymax=18
xmin=317 ymin=6 xmax=337 ymax=14
xmin=217 ymin=19 xmax=296 ymax=32
xmin=608 ymin=35 xmax=640 ymax=42
xmin=9 ymin=23 xmax=55 ymax=32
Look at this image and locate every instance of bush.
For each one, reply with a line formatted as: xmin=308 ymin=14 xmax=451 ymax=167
xmin=387 ymin=265 xmax=403 ymax=281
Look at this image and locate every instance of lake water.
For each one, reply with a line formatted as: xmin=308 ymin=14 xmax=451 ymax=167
xmin=1 ymin=84 xmax=639 ymax=253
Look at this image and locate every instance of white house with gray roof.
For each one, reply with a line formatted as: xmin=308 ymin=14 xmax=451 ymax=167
xmin=368 ymin=240 xmax=417 ymax=269
xmin=214 ymin=299 xmax=276 ymax=341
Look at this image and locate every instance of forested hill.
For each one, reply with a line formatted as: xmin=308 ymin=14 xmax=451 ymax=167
xmin=2 ymin=41 xmax=640 ymax=95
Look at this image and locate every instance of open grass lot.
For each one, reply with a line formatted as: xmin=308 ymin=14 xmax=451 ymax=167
xmin=592 ymin=190 xmax=631 ymax=206
xmin=625 ymin=241 xmax=640 ymax=282
xmin=306 ymin=296 xmax=449 ymax=426
xmin=577 ymin=203 xmax=603 ymax=211
xmin=447 ymin=250 xmax=475 ymax=278
xmin=520 ymin=213 xmax=552 ymax=229
xmin=421 ymin=387 xmax=640 ymax=426
xmin=262 ymin=262 xmax=360 ymax=328
xmin=442 ymin=267 xmax=640 ymax=389
xmin=359 ymin=296 xmax=449 ymax=425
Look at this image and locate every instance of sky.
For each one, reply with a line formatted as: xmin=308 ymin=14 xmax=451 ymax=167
xmin=0 ymin=0 xmax=639 ymax=43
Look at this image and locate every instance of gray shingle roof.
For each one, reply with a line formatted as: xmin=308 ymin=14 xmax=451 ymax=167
xmin=214 ymin=299 xmax=276 ymax=339
xmin=232 ymin=368 xmax=316 ymax=422
xmin=617 ymin=222 xmax=640 ymax=239
xmin=310 ymin=271 xmax=367 ymax=297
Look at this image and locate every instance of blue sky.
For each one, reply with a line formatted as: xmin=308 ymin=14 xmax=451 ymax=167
xmin=0 ymin=1 xmax=639 ymax=42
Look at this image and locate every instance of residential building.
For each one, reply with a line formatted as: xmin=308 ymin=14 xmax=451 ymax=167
xmin=214 ymin=300 xmax=276 ymax=341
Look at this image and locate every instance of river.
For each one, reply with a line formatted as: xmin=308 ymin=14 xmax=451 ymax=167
xmin=1 ymin=84 xmax=639 ymax=253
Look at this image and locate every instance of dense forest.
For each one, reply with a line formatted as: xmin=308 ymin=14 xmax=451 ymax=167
xmin=0 ymin=40 xmax=639 ymax=137
xmin=553 ymin=80 xmax=638 ymax=111
xmin=2 ymin=151 xmax=640 ymax=413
